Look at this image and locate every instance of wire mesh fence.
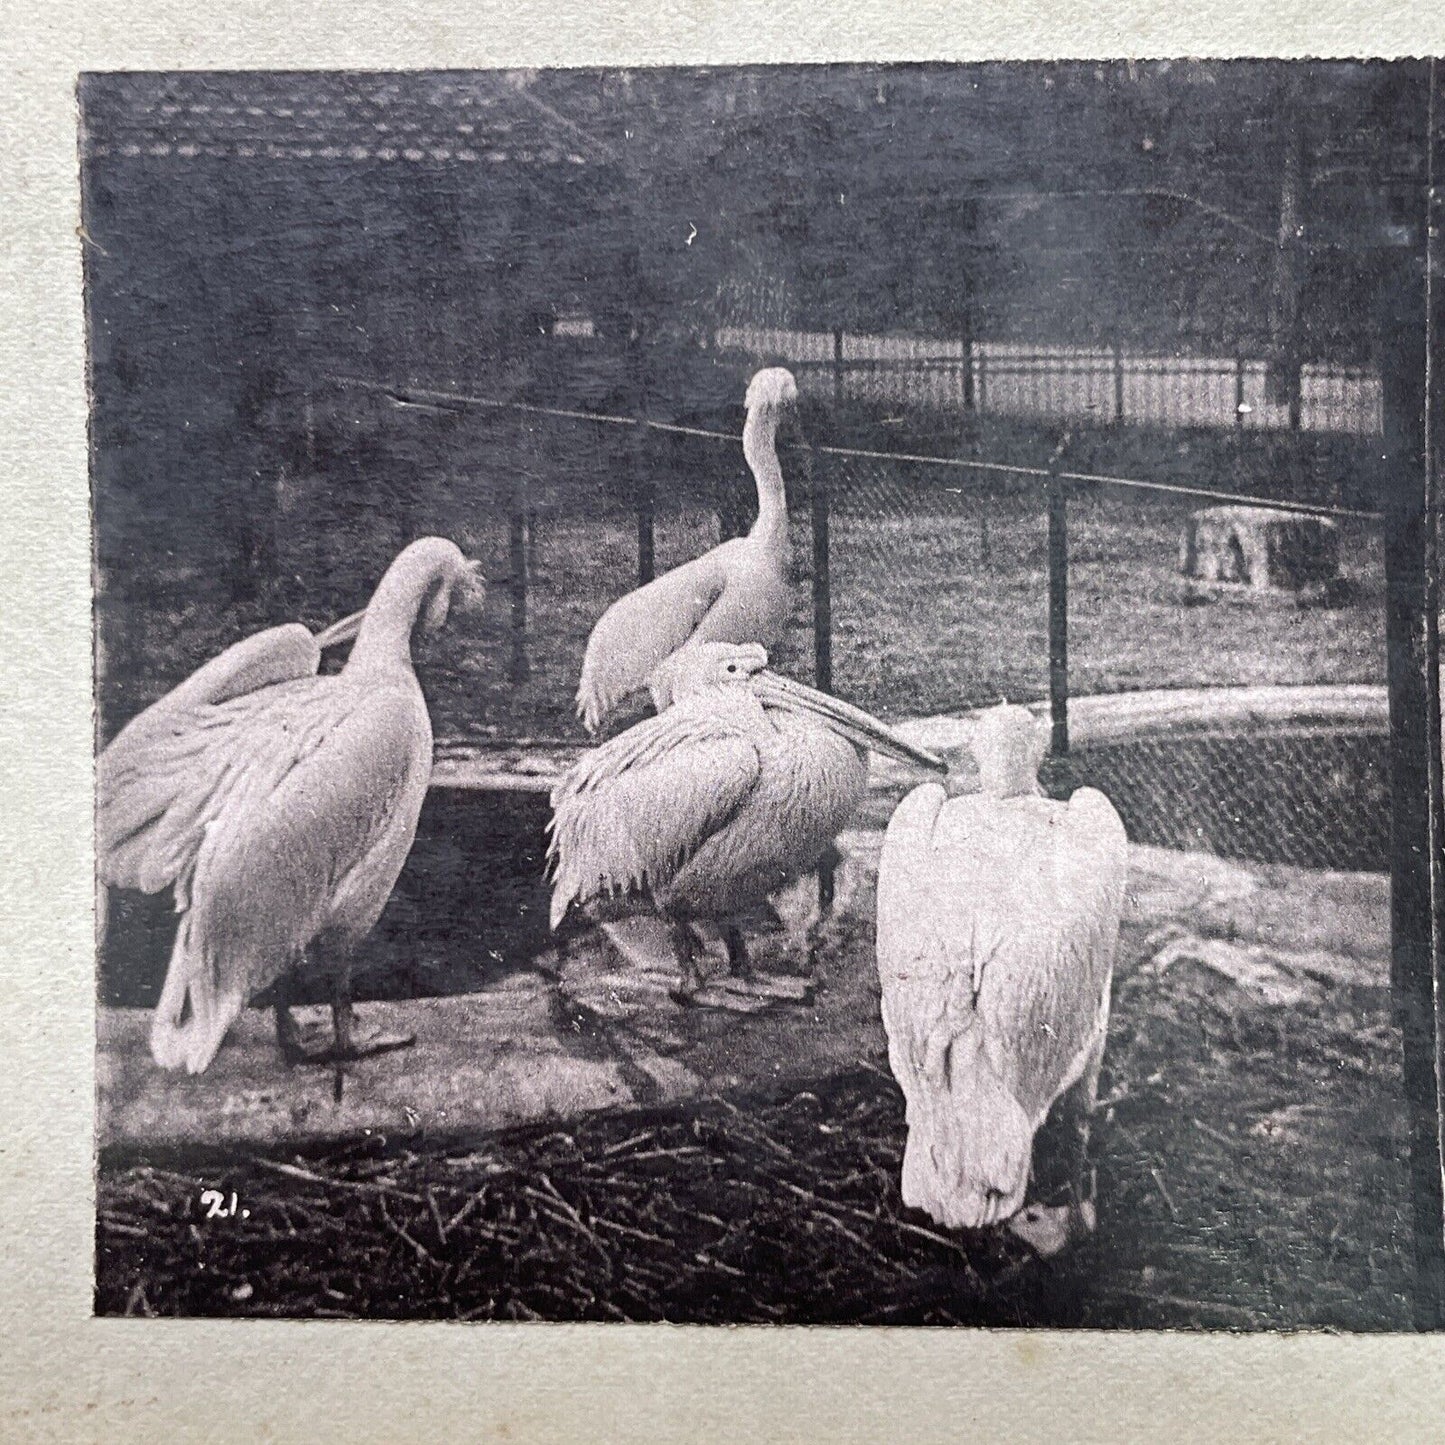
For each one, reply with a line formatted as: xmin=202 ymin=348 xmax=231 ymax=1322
xmin=93 ymin=339 xmax=1393 ymax=876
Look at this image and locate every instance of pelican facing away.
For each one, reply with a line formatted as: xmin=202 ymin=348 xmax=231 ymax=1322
xmin=98 ymin=537 xmax=486 ymax=1092
xmin=875 ymin=704 xmax=1127 ymax=1257
xmin=575 ymin=367 xmax=799 ymax=735
xmin=549 ymin=642 xmax=945 ymax=1005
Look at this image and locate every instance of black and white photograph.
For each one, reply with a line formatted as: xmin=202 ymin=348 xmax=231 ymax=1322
xmin=84 ymin=60 xmax=1445 ymax=1331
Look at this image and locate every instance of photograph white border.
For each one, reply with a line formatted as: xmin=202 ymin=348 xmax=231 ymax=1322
xmin=5 ymin=2 xmax=1445 ymax=1439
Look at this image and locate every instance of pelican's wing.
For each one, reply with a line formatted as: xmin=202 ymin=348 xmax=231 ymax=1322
xmin=877 ymin=783 xmax=1127 ymax=1226
xmin=150 ymin=684 xmax=430 ymax=1073
xmin=547 ymin=700 xmax=763 ymax=927
xmin=99 ymin=673 xmax=339 ymax=903
xmin=575 ymin=545 xmax=739 ymax=733
xmin=97 ymin=624 xmax=323 ymax=891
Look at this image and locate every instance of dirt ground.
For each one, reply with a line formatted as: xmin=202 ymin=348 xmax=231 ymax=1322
xmin=96 ymin=846 xmax=1413 ymax=1329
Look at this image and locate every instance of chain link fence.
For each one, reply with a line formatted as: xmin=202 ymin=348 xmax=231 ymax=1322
xmin=94 ymin=320 xmax=1393 ymax=875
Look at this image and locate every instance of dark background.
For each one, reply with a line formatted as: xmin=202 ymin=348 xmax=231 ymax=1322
xmin=83 ymin=62 xmax=1424 ymax=743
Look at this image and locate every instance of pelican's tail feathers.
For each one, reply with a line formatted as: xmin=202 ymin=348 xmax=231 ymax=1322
xmin=901 ymin=1043 xmax=1034 ymax=1230
xmin=149 ymin=912 xmax=246 ymax=1074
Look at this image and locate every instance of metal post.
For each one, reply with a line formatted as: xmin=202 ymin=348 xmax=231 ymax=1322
xmin=1112 ymin=340 xmax=1126 ymax=427
xmin=961 ymin=320 xmax=976 ymax=413
xmin=1378 ymin=203 xmax=1445 ymax=1330
xmin=1047 ymin=446 xmax=1070 ymax=761
xmin=1234 ymin=354 xmax=1247 ymax=430
xmin=628 ymin=322 xmax=654 ymax=587
xmin=508 ymin=480 xmax=530 ymax=685
xmin=809 ymin=417 xmax=835 ymax=917
xmin=812 ymin=455 xmax=832 ymax=697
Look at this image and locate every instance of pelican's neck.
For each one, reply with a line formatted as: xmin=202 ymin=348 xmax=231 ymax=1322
xmin=743 ymin=402 xmax=789 ymax=539
xmin=343 ymin=553 xmax=442 ymax=676
xmin=980 ymin=768 xmax=1043 ymax=800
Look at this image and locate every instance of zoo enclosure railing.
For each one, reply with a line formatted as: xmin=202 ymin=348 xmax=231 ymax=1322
xmin=714 ymin=326 xmax=1384 ymax=436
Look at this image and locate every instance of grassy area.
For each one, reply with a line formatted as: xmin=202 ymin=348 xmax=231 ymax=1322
xmin=97 ymin=427 xmax=1388 ymax=749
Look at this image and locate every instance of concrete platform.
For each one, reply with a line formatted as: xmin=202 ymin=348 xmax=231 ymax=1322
xmin=96 ymin=835 xmax=1390 ymax=1155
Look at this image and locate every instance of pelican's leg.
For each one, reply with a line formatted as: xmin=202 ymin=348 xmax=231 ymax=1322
xmin=273 ymin=969 xmax=331 ymax=1066
xmin=722 ymin=924 xmax=754 ymax=981
xmin=666 ymin=920 xmax=709 ymax=1005
xmin=706 ymin=923 xmax=813 ymax=1008
xmin=328 ymin=966 xmax=416 ymax=1062
xmin=278 ymin=955 xmax=414 ymax=1100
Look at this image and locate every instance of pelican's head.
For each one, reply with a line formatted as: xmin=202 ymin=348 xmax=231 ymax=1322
xmin=969 ymin=703 xmax=1049 ymax=799
xmin=745 ymin=367 xmax=799 ymax=413
xmin=314 ymin=536 xmax=487 ymax=651
xmin=647 ymin=642 xmax=769 ymax=710
xmin=647 ymin=642 xmax=943 ymax=774
xmin=418 ymin=542 xmax=488 ymax=637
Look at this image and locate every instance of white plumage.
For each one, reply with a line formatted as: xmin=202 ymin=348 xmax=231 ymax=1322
xmin=876 ymin=703 xmax=1127 ymax=1253
xmin=97 ymin=537 xmax=485 ymax=1086
xmin=551 ymin=642 xmax=945 ymax=1002
xmin=575 ymin=368 xmax=799 ymax=735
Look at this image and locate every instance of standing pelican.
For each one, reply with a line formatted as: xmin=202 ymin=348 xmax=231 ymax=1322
xmin=875 ymin=704 xmax=1127 ymax=1257
xmin=575 ymin=367 xmax=799 ymax=735
xmin=550 ymin=642 xmax=945 ymax=1005
xmin=97 ymin=537 xmax=486 ymax=1094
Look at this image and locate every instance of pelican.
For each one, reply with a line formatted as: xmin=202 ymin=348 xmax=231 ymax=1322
xmin=875 ymin=704 xmax=1127 ymax=1257
xmin=549 ymin=641 xmax=945 ymax=1005
xmin=97 ymin=537 xmax=486 ymax=1095
xmin=575 ymin=367 xmax=799 ymax=735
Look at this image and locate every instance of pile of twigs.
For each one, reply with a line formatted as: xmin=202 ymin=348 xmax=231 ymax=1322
xmin=97 ymin=1068 xmax=1037 ymax=1324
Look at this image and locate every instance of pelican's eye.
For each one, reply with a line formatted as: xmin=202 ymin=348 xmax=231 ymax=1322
xmin=726 ymin=663 xmax=738 ymax=673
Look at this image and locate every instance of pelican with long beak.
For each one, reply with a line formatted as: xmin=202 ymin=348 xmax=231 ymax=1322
xmin=575 ymin=367 xmax=800 ymax=736
xmin=548 ymin=641 xmax=945 ymax=1006
xmin=97 ymin=537 xmax=486 ymax=1097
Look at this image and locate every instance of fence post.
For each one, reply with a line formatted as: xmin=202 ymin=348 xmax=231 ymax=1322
xmin=1234 ymin=354 xmax=1247 ymax=430
xmin=832 ymin=327 xmax=845 ymax=415
xmin=508 ymin=479 xmax=530 ymax=685
xmin=811 ymin=454 xmax=832 ymax=697
xmin=1112 ymin=339 xmax=1125 ymax=427
xmin=961 ymin=315 xmax=976 ymax=413
xmin=1378 ymin=204 xmax=1445 ymax=1331
xmin=812 ymin=443 xmax=836 ymax=915
xmin=628 ymin=319 xmax=654 ymax=587
xmin=1047 ymin=435 xmax=1071 ymax=764
xmin=976 ymin=347 xmax=988 ymax=415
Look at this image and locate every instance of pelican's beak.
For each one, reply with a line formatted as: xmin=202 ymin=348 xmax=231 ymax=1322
xmin=314 ymin=608 xmax=366 ymax=651
xmin=752 ymin=671 xmax=947 ymax=773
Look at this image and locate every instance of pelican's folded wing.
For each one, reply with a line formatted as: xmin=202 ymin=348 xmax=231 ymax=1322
xmin=149 ymin=685 xmax=429 ymax=1072
xmin=547 ymin=701 xmax=762 ymax=926
xmin=877 ymin=783 xmax=1127 ymax=1225
xmin=914 ymin=788 xmax=1129 ymax=1126
xmin=575 ymin=548 xmax=735 ymax=732
xmin=97 ymin=625 xmax=323 ymax=895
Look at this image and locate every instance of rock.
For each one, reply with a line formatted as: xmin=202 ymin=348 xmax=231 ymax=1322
xmin=1178 ymin=505 xmax=1346 ymax=605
